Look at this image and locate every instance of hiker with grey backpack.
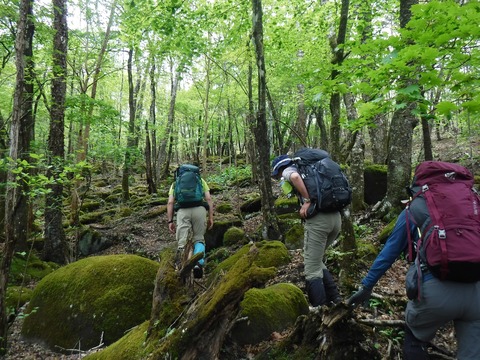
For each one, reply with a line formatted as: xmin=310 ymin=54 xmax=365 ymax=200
xmin=167 ymin=164 xmax=214 ymax=279
xmin=347 ymin=161 xmax=480 ymax=359
xmin=271 ymin=148 xmax=352 ymax=307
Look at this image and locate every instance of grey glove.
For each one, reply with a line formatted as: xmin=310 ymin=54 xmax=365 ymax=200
xmin=346 ymin=286 xmax=373 ymax=308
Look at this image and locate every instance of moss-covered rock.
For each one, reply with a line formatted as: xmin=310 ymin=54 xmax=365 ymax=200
xmin=229 ymin=283 xmax=309 ymax=345
xmin=142 ymin=205 xmax=167 ymax=219
xmin=21 ymin=254 xmax=159 ymax=351
xmin=6 ymin=286 xmax=33 ymax=313
xmin=223 ymin=226 xmax=246 ymax=246
xmin=205 ymin=214 xmax=243 ymax=249
xmin=210 ymin=240 xmax=290 ymax=282
xmin=84 ymin=321 xmax=152 ymax=360
xmin=81 ymin=200 xmax=102 ymax=212
xmin=240 ymin=195 xmax=261 ymax=213
xmin=78 ymin=227 xmax=111 ymax=256
xmin=215 ymin=202 xmax=233 ymax=214
xmin=8 ymin=252 xmax=57 ymax=286
xmin=378 ymin=218 xmax=396 ymax=245
xmin=274 ymin=197 xmax=299 ymax=215
xmin=284 ymin=223 xmax=304 ymax=250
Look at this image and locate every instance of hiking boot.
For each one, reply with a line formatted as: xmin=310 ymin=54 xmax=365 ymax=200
xmin=193 ymin=264 xmax=203 ymax=279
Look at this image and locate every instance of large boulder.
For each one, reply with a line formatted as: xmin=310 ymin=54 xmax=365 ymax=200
xmin=229 ymin=283 xmax=309 ymax=345
xmin=21 ymin=254 xmax=159 ymax=351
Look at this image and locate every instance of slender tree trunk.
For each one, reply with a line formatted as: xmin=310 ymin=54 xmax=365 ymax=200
xmin=313 ymin=106 xmax=329 ymax=150
xmin=158 ymin=63 xmax=181 ymax=179
xmin=0 ymin=0 xmax=34 ymax=352
xmin=13 ymin=0 xmax=35 ymax=253
xmin=0 ymin=115 xmax=6 ymax=243
xmin=328 ymin=0 xmax=349 ymax=160
xmin=266 ymin=86 xmax=283 ymax=154
xmin=145 ymin=62 xmax=156 ymax=193
xmin=122 ymin=48 xmax=135 ymax=201
xmin=202 ymin=55 xmax=211 ymax=170
xmin=44 ymin=0 xmax=68 ymax=264
xmin=251 ymin=0 xmax=280 ymax=240
xmin=295 ymin=83 xmax=307 ymax=147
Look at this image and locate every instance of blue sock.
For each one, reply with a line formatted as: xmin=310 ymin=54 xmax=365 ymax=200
xmin=193 ymin=242 xmax=205 ymax=266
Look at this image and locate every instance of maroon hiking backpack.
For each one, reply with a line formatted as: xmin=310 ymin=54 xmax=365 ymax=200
xmin=406 ymin=161 xmax=480 ymax=282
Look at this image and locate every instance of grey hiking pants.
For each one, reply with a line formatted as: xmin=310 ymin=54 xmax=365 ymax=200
xmin=303 ymin=211 xmax=341 ymax=281
xmin=405 ymin=277 xmax=480 ymax=359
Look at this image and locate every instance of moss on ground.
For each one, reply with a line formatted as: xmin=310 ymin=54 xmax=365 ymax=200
xmin=84 ymin=321 xmax=152 ymax=360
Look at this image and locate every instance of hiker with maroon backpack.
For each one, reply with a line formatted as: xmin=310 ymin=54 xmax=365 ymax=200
xmin=271 ymin=148 xmax=352 ymax=307
xmin=347 ymin=161 xmax=480 ymax=359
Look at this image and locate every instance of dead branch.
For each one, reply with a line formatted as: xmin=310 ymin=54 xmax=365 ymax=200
xmin=357 ymin=319 xmax=405 ymax=327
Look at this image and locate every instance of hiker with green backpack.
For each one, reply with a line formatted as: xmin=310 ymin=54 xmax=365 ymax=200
xmin=167 ymin=164 xmax=214 ymax=278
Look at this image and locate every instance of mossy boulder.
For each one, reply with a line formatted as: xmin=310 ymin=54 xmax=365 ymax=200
xmin=223 ymin=226 xmax=247 ymax=246
xmin=240 ymin=195 xmax=261 ymax=213
xmin=204 ymin=214 xmax=243 ymax=250
xmin=274 ymin=197 xmax=299 ymax=215
xmin=283 ymin=222 xmax=304 ymax=250
xmin=21 ymin=254 xmax=159 ymax=351
xmin=78 ymin=226 xmax=114 ymax=256
xmin=6 ymin=286 xmax=33 ymax=313
xmin=8 ymin=252 xmax=57 ymax=285
xmin=215 ymin=201 xmax=233 ymax=214
xmin=378 ymin=218 xmax=396 ymax=245
xmin=229 ymin=283 xmax=309 ymax=345
xmin=210 ymin=240 xmax=290 ymax=281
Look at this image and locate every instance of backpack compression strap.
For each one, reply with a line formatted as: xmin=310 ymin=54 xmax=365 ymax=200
xmin=421 ymin=184 xmax=449 ymax=279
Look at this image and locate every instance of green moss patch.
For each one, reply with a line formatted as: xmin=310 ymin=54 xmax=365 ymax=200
xmin=230 ymin=283 xmax=309 ymax=345
xmin=84 ymin=321 xmax=152 ymax=360
xmin=21 ymin=254 xmax=159 ymax=351
xmin=223 ymin=226 xmax=246 ymax=246
xmin=8 ymin=252 xmax=57 ymax=286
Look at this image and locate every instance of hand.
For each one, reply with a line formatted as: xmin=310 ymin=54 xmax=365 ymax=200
xmin=168 ymin=222 xmax=176 ymax=234
xmin=346 ymin=286 xmax=373 ymax=308
xmin=299 ymin=202 xmax=311 ymax=219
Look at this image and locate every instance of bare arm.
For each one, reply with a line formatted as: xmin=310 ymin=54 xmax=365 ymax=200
xmin=288 ymin=172 xmax=311 ymax=219
xmin=167 ymin=194 xmax=176 ymax=234
xmin=204 ymin=191 xmax=214 ymax=229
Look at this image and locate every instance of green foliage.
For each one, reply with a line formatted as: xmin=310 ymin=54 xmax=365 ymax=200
xmin=206 ymin=165 xmax=252 ymax=187
xmin=0 ymin=155 xmax=91 ymax=201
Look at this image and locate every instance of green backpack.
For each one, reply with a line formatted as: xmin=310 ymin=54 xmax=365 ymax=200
xmin=174 ymin=164 xmax=204 ymax=209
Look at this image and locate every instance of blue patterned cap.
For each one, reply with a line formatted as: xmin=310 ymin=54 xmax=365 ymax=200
xmin=271 ymin=155 xmax=292 ymax=177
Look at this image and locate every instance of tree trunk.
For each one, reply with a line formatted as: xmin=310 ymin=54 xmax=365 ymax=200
xmin=381 ymin=0 xmax=419 ymax=217
xmin=44 ymin=0 xmax=68 ymax=264
xmin=251 ymin=0 xmax=280 ymax=240
xmin=295 ymin=83 xmax=307 ymax=146
xmin=122 ymin=48 xmax=135 ymax=201
xmin=0 ymin=0 xmax=34 ymax=352
xmin=368 ymin=114 xmax=388 ymax=164
xmin=313 ymin=106 xmax=329 ymax=150
xmin=158 ymin=63 xmax=181 ymax=179
xmin=201 ymin=55 xmax=211 ymax=170
xmin=145 ymin=62 xmax=157 ymax=194
xmin=328 ymin=0 xmax=349 ymax=160
xmin=13 ymin=0 xmax=35 ymax=253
